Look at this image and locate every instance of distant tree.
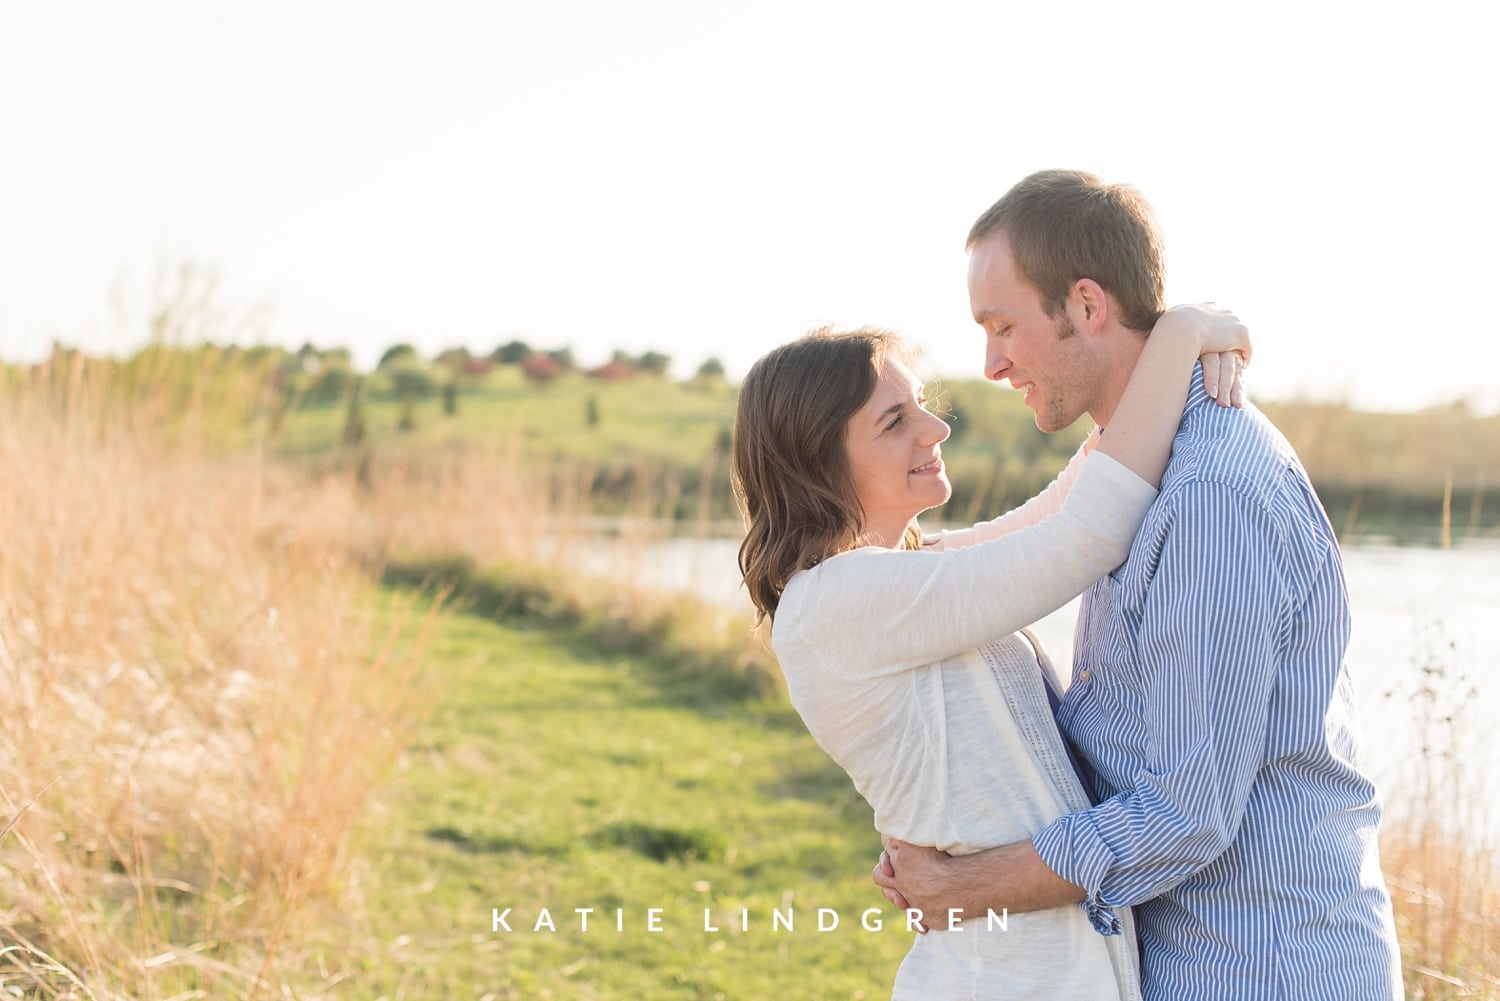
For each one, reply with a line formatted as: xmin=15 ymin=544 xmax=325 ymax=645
xmin=694 ymin=357 xmax=726 ymax=382
xmin=545 ymin=347 xmax=576 ymax=371
xmin=636 ymin=350 xmax=671 ymax=377
xmin=270 ymin=353 xmax=306 ymax=431
xmin=491 ymin=340 xmax=532 ymax=365
xmin=435 ymin=346 xmax=473 ymax=373
xmin=587 ymin=360 xmax=635 ymax=381
xmin=321 ymin=346 xmax=354 ymax=369
xmin=342 ymin=376 xmax=368 ymax=447
xmin=388 ymin=364 xmax=438 ymax=431
xmin=276 ymin=351 xmax=305 ymax=380
xmin=305 ymin=362 xmax=359 ymax=405
xmin=437 ymin=348 xmax=493 ymax=416
xmin=521 ymin=353 xmax=565 ymax=384
xmin=378 ymin=343 xmax=419 ymax=370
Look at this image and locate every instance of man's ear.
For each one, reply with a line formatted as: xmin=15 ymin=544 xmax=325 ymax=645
xmin=1071 ymin=279 xmax=1110 ymax=334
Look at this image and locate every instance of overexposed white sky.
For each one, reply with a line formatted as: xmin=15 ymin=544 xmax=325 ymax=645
xmin=2 ymin=0 xmax=1496 ymax=411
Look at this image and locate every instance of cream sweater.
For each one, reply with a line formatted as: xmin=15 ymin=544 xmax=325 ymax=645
xmin=772 ymin=446 xmax=1156 ymax=1001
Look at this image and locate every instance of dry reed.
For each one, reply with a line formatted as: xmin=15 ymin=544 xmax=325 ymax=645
xmin=0 ymin=355 xmax=432 ymax=998
xmin=0 ymin=346 xmax=769 ymax=996
xmin=1380 ymin=621 xmax=1500 ymax=999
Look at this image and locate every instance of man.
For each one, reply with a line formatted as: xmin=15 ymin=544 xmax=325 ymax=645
xmin=874 ymin=170 xmax=1403 ymax=998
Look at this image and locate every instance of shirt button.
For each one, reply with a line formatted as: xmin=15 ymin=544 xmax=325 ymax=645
xmin=1079 ymin=669 xmax=1092 ymax=684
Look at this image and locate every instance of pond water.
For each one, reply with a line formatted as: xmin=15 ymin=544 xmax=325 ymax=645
xmin=578 ymin=533 xmax=1500 ymax=840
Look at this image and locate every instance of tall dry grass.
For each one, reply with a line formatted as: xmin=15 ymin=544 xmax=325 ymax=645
xmin=1380 ymin=621 xmax=1500 ymax=999
xmin=0 ymin=346 xmax=770 ymax=996
xmin=0 ymin=355 xmax=433 ymax=998
xmin=352 ymin=438 xmax=780 ymax=699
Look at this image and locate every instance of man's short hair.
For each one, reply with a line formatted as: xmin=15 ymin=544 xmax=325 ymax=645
xmin=967 ymin=169 xmax=1166 ymax=334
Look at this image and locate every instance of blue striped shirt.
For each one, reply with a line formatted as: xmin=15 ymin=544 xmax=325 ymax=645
xmin=1032 ymin=368 xmax=1403 ymax=1000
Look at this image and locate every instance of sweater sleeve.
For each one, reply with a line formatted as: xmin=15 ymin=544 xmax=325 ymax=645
xmin=776 ymin=452 xmax=1156 ymax=677
xmin=927 ymin=431 xmax=1098 ymax=552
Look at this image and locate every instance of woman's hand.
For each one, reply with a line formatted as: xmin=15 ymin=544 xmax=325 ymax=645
xmin=1155 ymin=303 xmax=1251 ymax=408
xmin=1201 ymin=350 xmax=1247 ymax=409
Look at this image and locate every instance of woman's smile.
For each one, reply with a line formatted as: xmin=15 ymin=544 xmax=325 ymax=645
xmin=909 ymin=454 xmax=944 ymax=476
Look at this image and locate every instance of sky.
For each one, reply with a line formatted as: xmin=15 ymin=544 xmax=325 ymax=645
xmin=2 ymin=0 xmax=1496 ymax=412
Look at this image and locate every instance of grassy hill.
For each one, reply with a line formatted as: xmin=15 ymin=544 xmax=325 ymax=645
xmin=273 ymin=360 xmax=1500 ymax=540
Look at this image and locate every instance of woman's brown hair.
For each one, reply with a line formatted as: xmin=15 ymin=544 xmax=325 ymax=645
xmin=732 ymin=327 xmax=923 ymax=623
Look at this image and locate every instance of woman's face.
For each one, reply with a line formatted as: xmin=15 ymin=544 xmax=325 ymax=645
xmin=844 ymin=356 xmax=951 ymax=547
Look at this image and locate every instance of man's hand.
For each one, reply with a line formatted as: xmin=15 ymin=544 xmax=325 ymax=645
xmin=873 ymin=843 xmax=927 ymax=932
xmin=870 ymin=837 xmax=974 ymax=932
xmin=872 ymin=835 xmax=1088 ymax=933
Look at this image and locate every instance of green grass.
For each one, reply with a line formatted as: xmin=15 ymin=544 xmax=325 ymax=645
xmin=278 ymin=367 xmax=739 ymax=469
xmin=15 ymin=344 xmax=1500 ymax=537
xmin=339 ymin=589 xmax=911 ymax=998
xmin=270 ymin=364 xmax=1500 ymax=537
xmin=23 ymin=346 xmax=1494 ymax=535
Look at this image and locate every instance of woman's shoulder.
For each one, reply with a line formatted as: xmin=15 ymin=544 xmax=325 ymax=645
xmin=775 ymin=546 xmax=894 ymax=639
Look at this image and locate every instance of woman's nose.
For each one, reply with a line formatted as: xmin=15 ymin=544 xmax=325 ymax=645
xmin=923 ymin=409 xmax=951 ymax=444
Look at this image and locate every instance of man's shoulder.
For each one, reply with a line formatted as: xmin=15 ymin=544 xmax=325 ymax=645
xmin=1162 ymin=400 xmax=1301 ymax=500
xmin=1151 ymin=400 xmax=1339 ymax=553
xmin=1129 ymin=403 xmax=1343 ymax=597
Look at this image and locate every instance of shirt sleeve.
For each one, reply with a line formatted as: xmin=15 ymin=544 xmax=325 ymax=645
xmin=927 ymin=431 xmax=1098 ymax=552
xmin=1032 ymin=482 xmax=1286 ymax=928
xmin=776 ymin=451 xmax=1155 ymax=677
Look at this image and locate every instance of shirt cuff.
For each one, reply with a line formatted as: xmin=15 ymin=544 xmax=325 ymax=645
xmin=1033 ymin=819 xmax=1123 ymax=936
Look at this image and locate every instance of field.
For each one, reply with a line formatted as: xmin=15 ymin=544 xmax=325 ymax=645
xmin=1 ymin=346 xmax=1497 ymax=998
xmin=345 ymin=584 xmax=909 ymax=998
xmin=260 ymin=353 xmax=1500 ymax=540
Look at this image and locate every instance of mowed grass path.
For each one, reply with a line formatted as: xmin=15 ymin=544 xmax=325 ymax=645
xmin=348 ymin=591 xmax=912 ymax=999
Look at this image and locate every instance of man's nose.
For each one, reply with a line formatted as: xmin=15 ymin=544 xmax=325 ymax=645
xmin=985 ymin=343 xmax=1011 ymax=383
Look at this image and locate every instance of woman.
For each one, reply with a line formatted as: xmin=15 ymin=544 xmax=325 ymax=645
xmin=732 ymin=307 xmax=1248 ymax=1000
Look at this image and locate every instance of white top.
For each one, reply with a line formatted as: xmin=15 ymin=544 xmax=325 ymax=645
xmin=771 ymin=446 xmax=1157 ymax=1001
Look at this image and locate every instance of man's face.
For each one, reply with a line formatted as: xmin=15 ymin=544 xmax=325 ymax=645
xmin=967 ymin=233 xmax=1096 ymax=432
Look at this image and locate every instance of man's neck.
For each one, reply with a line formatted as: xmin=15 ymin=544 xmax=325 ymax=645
xmin=1086 ymin=329 xmax=1150 ymax=429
